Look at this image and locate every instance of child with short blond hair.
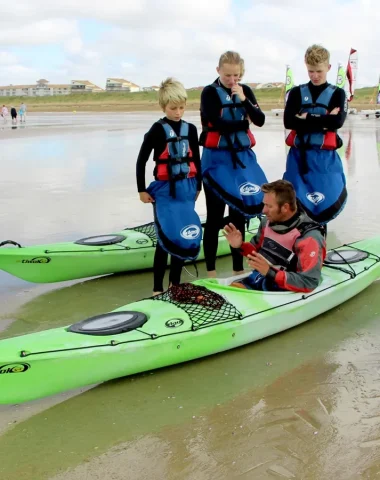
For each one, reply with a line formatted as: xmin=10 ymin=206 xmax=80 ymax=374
xmin=136 ymin=78 xmax=202 ymax=295
xmin=283 ymin=44 xmax=348 ymax=226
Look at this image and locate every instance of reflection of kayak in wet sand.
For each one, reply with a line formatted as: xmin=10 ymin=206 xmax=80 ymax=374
xmin=1 ymin=236 xmax=379 ymax=404
xmin=0 ymin=217 xmax=259 ymax=283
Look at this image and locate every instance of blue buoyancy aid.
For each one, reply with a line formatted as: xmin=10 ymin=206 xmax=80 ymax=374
xmin=147 ymin=177 xmax=201 ymax=260
xmin=283 ymin=147 xmax=347 ymax=224
xmin=202 ymin=85 xmax=256 ymax=150
xmin=201 ymin=148 xmax=267 ymax=217
xmin=156 ymin=120 xmax=196 ymax=181
xmin=286 ymin=84 xmax=339 ymax=150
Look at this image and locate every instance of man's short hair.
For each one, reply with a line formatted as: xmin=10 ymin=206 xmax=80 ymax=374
xmin=158 ymin=77 xmax=187 ymax=109
xmin=261 ymin=180 xmax=297 ymax=211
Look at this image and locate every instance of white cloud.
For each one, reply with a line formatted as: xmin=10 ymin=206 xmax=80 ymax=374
xmin=0 ymin=52 xmax=18 ymax=65
xmin=0 ymin=19 xmax=78 ymax=46
xmin=0 ymin=0 xmax=378 ymax=88
xmin=0 ymin=65 xmax=38 ymax=85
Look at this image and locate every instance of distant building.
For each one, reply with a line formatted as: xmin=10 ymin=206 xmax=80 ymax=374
xmin=255 ymin=82 xmax=284 ymax=90
xmin=246 ymin=83 xmax=259 ymax=89
xmin=0 ymin=84 xmax=30 ymax=97
xmin=142 ymin=86 xmax=160 ymax=92
xmin=0 ymin=79 xmax=66 ymax=97
xmin=0 ymin=79 xmax=104 ymax=97
xmin=106 ymin=78 xmax=140 ymax=93
xmin=187 ymin=86 xmax=204 ymax=91
xmin=71 ymin=80 xmax=104 ymax=93
xmin=245 ymin=82 xmax=284 ymax=90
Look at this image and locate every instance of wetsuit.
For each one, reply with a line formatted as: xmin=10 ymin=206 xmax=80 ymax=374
xmin=283 ymin=82 xmax=347 ymax=224
xmin=200 ymin=79 xmax=266 ymax=272
xmin=136 ymin=117 xmax=201 ymax=292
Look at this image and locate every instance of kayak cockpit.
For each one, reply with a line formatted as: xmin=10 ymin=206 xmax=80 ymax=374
xmin=68 ymin=311 xmax=147 ymax=335
xmin=324 ymin=249 xmax=368 ymax=264
xmin=74 ymin=234 xmax=127 ymax=246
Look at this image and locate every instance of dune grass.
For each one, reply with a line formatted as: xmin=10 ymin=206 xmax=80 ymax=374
xmin=0 ymin=86 xmax=378 ymax=112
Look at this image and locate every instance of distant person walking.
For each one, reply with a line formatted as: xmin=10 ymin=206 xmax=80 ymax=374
xmin=19 ymin=102 xmax=26 ymax=123
xmin=1 ymin=105 xmax=8 ymax=123
xmin=10 ymin=106 xmax=17 ymax=125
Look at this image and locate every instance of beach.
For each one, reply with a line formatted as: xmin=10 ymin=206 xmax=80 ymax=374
xmin=0 ymin=112 xmax=380 ymax=479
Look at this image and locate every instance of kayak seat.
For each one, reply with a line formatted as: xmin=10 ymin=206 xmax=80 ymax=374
xmin=67 ymin=311 xmax=147 ymax=336
xmin=217 ymin=272 xmax=251 ymax=286
xmin=74 ymin=234 xmax=126 ymax=246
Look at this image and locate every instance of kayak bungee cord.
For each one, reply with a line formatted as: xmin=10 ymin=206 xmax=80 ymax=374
xmin=0 ymin=240 xmax=22 ymax=248
xmin=323 ymin=245 xmax=380 ymax=278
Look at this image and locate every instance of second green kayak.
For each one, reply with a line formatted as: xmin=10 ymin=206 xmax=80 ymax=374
xmin=0 ymin=217 xmax=259 ymax=283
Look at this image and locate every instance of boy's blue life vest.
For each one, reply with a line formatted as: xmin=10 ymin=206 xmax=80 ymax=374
xmin=147 ymin=177 xmax=201 ymax=261
xmin=283 ymin=83 xmax=347 ymax=224
xmin=202 ymin=85 xmax=256 ymax=152
xmin=156 ymin=119 xmax=196 ymax=182
xmin=283 ymin=148 xmax=347 ymax=224
xmin=285 ymin=84 xmax=340 ymax=150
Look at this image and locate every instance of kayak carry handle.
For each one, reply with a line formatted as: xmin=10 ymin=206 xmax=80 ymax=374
xmin=0 ymin=240 xmax=22 ymax=248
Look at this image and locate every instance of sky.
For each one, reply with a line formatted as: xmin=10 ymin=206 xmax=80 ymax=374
xmin=0 ymin=0 xmax=378 ymax=90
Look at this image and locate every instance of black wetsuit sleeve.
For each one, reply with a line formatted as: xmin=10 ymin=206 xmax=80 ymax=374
xmin=284 ymin=86 xmax=305 ymax=131
xmin=200 ymin=85 xmax=249 ymax=134
xmin=189 ymin=123 xmax=202 ymax=191
xmin=284 ymin=86 xmax=347 ymax=132
xmin=241 ymin=85 xmax=265 ymax=127
xmin=305 ymin=88 xmax=347 ymax=130
xmin=136 ymin=123 xmax=161 ymax=193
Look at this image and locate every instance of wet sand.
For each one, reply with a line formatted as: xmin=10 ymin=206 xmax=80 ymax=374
xmin=0 ymin=113 xmax=380 ymax=479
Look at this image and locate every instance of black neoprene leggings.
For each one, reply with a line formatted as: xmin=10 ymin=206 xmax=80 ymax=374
xmin=153 ymin=243 xmax=184 ymax=292
xmin=203 ymin=184 xmax=246 ymax=272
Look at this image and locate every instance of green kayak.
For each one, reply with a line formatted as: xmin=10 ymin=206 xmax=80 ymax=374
xmin=1 ymin=236 xmax=379 ymax=404
xmin=0 ymin=218 xmax=259 ymax=283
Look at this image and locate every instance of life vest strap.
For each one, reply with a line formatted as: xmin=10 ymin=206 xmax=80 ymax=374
xmin=166 ymin=135 xmax=189 ymax=143
xmin=156 ymin=157 xmax=190 ymax=165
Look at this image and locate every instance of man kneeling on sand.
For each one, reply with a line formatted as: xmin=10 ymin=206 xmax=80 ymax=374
xmin=224 ymin=180 xmax=326 ymax=293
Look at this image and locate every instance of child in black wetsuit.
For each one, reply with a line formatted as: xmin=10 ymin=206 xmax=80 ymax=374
xmin=136 ymin=78 xmax=202 ymax=295
xmin=10 ymin=107 xmax=17 ymax=124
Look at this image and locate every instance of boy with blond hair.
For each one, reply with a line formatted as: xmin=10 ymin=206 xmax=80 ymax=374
xmin=283 ymin=44 xmax=347 ymax=227
xmin=136 ymin=78 xmax=202 ymax=295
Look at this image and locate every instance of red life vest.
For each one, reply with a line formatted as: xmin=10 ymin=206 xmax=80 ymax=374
xmin=254 ymin=217 xmax=323 ymax=271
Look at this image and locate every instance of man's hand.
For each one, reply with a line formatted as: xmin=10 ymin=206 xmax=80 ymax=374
xmin=139 ymin=192 xmax=155 ymax=203
xmin=223 ymin=223 xmax=243 ymax=248
xmin=247 ymin=251 xmax=271 ymax=276
xmin=296 ymin=112 xmax=308 ymax=119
